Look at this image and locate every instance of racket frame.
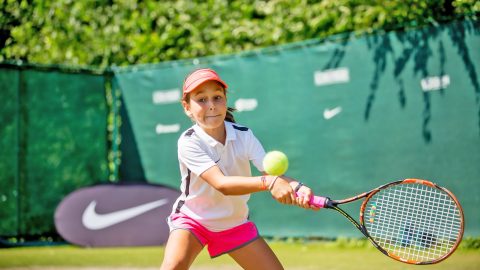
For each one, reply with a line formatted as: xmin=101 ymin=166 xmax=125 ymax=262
xmin=323 ymin=178 xmax=465 ymax=265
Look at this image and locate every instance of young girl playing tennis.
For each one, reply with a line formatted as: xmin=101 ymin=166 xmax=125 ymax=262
xmin=160 ymin=68 xmax=318 ymax=270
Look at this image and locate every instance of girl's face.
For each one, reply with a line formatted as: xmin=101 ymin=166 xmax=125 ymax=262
xmin=182 ymin=80 xmax=227 ymax=135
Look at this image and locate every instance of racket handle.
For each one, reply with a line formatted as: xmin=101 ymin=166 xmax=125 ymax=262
xmin=295 ymin=192 xmax=328 ymax=208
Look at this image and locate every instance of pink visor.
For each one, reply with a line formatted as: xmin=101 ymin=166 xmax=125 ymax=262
xmin=183 ymin=68 xmax=228 ymax=98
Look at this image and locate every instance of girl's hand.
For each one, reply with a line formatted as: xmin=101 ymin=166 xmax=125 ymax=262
xmin=291 ymin=182 xmax=321 ymax=211
xmin=269 ymin=177 xmax=296 ymax=205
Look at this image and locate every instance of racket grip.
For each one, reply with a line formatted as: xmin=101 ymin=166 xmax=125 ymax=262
xmin=295 ymin=192 xmax=328 ymax=208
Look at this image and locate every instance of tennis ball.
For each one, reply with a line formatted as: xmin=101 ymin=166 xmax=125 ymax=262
xmin=263 ymin=151 xmax=289 ymax=176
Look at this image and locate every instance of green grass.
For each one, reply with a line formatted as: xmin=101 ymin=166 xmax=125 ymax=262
xmin=0 ymin=241 xmax=479 ymax=270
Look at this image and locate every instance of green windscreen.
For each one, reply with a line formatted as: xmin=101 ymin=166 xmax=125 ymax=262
xmin=115 ymin=19 xmax=479 ymax=237
xmin=0 ymin=66 xmax=109 ymax=237
xmin=0 ymin=68 xmax=20 ymax=236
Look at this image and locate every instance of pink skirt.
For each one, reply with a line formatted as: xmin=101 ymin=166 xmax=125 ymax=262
xmin=168 ymin=213 xmax=259 ymax=258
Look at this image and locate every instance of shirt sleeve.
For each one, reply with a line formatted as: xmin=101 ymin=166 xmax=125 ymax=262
xmin=178 ymin=138 xmax=216 ymax=176
xmin=247 ymin=129 xmax=266 ymax=172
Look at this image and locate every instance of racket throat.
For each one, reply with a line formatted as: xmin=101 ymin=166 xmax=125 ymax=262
xmin=330 ymin=203 xmax=370 ymax=238
xmin=324 ymin=198 xmax=335 ymax=208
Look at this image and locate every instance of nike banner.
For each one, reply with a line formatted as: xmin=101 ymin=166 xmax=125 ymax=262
xmin=54 ymin=183 xmax=180 ymax=247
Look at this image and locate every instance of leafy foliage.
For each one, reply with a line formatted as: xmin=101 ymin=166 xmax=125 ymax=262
xmin=459 ymin=237 xmax=480 ymax=249
xmin=1 ymin=0 xmax=478 ymax=68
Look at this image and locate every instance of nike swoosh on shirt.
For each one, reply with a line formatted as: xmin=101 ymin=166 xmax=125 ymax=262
xmin=82 ymin=198 xmax=169 ymax=230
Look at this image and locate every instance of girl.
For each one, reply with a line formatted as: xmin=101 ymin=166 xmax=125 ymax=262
xmin=160 ymin=68 xmax=318 ymax=270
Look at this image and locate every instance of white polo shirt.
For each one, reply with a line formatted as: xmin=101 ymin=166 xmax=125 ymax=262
xmin=172 ymin=121 xmax=265 ymax=231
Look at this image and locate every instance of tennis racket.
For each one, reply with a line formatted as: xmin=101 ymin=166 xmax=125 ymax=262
xmin=298 ymin=178 xmax=464 ymax=265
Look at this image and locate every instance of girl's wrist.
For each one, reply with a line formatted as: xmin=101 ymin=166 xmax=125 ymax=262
xmin=268 ymin=175 xmax=279 ymax=190
xmin=260 ymin=175 xmax=268 ymax=190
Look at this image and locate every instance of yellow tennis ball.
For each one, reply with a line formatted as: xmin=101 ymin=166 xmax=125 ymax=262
xmin=263 ymin=151 xmax=289 ymax=176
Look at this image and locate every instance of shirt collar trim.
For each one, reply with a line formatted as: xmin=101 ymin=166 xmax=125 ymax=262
xmin=193 ymin=121 xmax=237 ymax=147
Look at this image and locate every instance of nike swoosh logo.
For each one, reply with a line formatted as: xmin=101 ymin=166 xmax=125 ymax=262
xmin=323 ymin=106 xmax=342 ymax=120
xmin=82 ymin=198 xmax=169 ymax=230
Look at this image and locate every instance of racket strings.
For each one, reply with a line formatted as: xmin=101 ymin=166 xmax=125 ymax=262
xmin=364 ymin=183 xmax=462 ymax=263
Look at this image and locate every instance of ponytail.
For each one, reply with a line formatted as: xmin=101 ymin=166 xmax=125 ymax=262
xmin=225 ymin=107 xmax=236 ymax=123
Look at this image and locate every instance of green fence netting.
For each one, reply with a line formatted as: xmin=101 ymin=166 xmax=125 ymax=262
xmin=0 ymin=65 xmax=109 ymax=238
xmin=113 ymin=19 xmax=480 ymax=237
xmin=0 ymin=68 xmax=20 ymax=236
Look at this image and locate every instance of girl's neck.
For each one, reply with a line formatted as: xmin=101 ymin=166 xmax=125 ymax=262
xmin=202 ymin=123 xmax=226 ymax=145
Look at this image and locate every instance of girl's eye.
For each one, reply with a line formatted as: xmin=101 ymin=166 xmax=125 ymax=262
xmin=214 ymin=96 xmax=223 ymax=100
xmin=198 ymin=98 xmax=206 ymax=103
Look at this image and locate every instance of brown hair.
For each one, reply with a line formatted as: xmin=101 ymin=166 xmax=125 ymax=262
xmin=225 ymin=107 xmax=236 ymax=123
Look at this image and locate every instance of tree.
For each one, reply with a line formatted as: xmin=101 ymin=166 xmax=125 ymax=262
xmin=0 ymin=0 xmax=478 ymax=68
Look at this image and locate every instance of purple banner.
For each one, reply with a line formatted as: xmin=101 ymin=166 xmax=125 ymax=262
xmin=54 ymin=183 xmax=180 ymax=247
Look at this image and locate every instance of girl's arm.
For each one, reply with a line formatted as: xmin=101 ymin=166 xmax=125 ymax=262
xmin=200 ymin=165 xmax=278 ymax=195
xmin=200 ymin=165 xmax=317 ymax=208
